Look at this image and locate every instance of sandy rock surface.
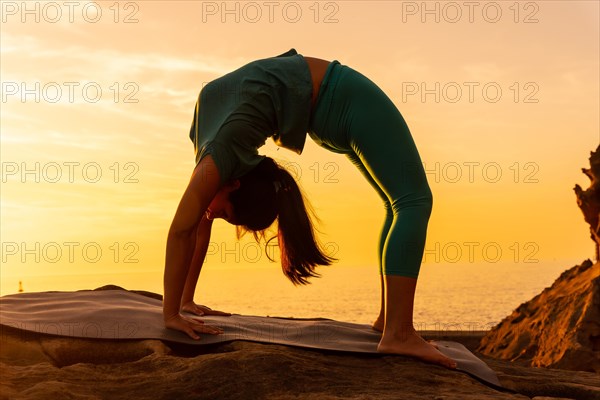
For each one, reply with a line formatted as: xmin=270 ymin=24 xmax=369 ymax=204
xmin=2 ymin=324 xmax=599 ymax=400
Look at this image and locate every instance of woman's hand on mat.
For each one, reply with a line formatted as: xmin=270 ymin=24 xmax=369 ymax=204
xmin=164 ymin=313 xmax=224 ymax=340
xmin=180 ymin=301 xmax=232 ymax=317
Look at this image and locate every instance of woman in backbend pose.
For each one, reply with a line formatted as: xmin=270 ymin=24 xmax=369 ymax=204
xmin=163 ymin=49 xmax=457 ymax=370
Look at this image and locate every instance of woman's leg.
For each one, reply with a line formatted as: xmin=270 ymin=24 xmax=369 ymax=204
xmin=352 ymin=133 xmax=456 ymax=369
xmin=340 ymin=68 xmax=456 ymax=369
xmin=346 ymin=153 xmax=391 ymax=331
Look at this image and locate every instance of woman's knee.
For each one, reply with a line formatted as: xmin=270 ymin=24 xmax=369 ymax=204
xmin=390 ymin=187 xmax=433 ymax=215
xmin=425 ymin=186 xmax=433 ymax=211
xmin=421 ymin=187 xmax=433 ymax=218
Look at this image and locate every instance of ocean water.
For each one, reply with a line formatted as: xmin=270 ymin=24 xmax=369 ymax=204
xmin=0 ymin=260 xmax=577 ymax=331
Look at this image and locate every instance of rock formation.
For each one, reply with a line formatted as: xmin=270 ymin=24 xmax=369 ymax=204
xmin=478 ymin=146 xmax=600 ymax=373
xmin=477 ymin=259 xmax=600 ymax=373
xmin=2 ymin=322 xmax=600 ymax=399
xmin=574 ymin=145 xmax=600 ymax=261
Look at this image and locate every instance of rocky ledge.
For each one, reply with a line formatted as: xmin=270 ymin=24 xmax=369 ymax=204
xmin=1 ymin=312 xmax=599 ymax=400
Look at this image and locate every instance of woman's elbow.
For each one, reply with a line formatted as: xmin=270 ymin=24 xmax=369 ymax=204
xmin=168 ymin=219 xmax=196 ymax=239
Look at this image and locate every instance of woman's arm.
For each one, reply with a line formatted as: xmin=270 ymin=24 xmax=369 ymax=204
xmin=179 ymin=212 xmax=233 ymax=318
xmin=180 ymin=213 xmax=213 ymax=307
xmin=163 ymin=154 xmax=221 ymax=338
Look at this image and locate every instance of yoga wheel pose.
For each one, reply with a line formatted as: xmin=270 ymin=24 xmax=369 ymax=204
xmin=163 ymin=49 xmax=457 ymax=370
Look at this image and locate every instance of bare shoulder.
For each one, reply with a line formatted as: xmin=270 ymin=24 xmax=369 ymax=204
xmin=170 ymin=155 xmax=221 ymax=235
xmin=189 ymin=154 xmax=221 ymax=193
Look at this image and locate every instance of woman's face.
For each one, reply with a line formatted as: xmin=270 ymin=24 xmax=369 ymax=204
xmin=206 ymin=180 xmax=240 ymax=224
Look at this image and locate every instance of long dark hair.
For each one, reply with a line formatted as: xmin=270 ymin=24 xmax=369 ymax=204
xmin=230 ymin=157 xmax=335 ymax=285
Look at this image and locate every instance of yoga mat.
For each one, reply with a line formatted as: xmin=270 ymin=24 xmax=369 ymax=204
xmin=0 ymin=289 xmax=502 ymax=390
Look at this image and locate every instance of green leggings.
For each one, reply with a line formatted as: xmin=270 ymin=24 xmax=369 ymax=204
xmin=308 ymin=61 xmax=433 ymax=278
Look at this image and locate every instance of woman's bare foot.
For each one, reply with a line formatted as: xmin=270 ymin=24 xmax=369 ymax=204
xmin=377 ymin=328 xmax=457 ymax=370
xmin=373 ymin=319 xmax=438 ymax=347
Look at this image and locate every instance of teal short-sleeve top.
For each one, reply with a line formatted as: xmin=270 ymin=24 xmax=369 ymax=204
xmin=189 ymin=48 xmax=313 ymax=184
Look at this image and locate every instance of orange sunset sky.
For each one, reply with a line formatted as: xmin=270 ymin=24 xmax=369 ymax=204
xmin=1 ymin=1 xmax=598 ymax=294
